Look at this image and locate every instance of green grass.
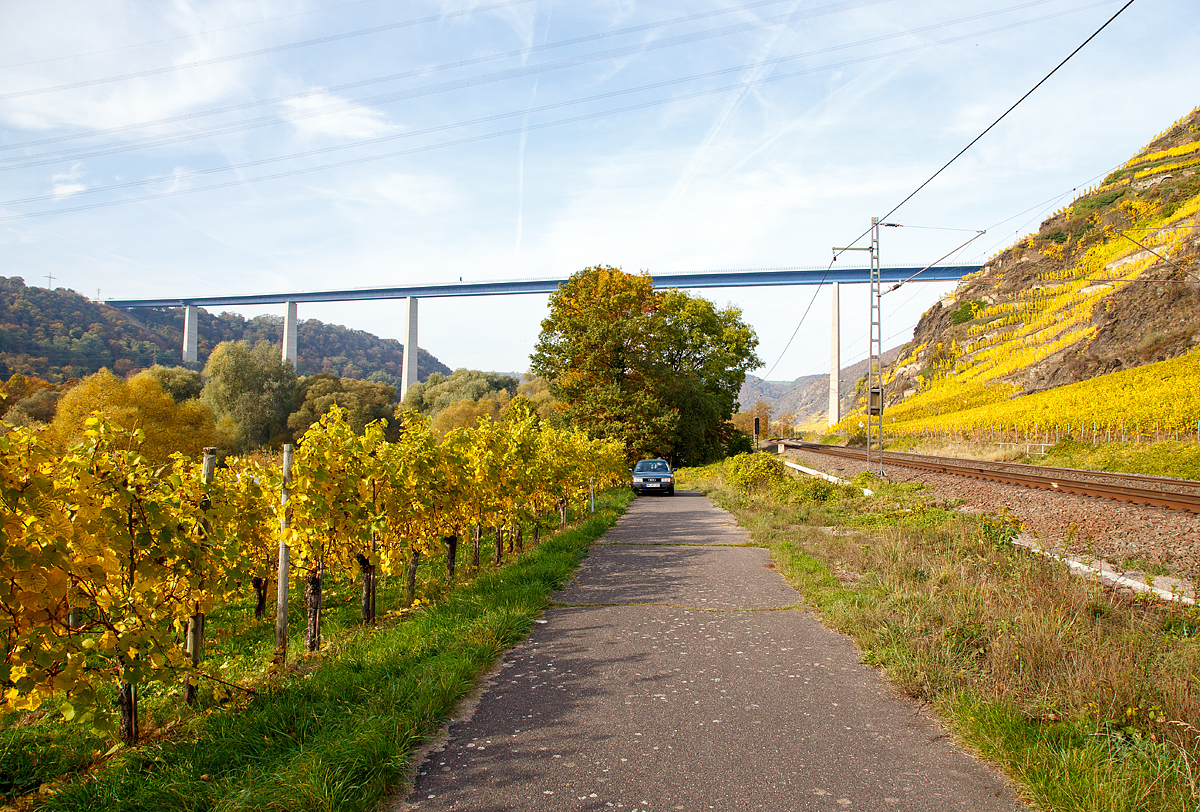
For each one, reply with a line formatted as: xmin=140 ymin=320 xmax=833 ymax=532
xmin=1039 ymin=438 xmax=1200 ymax=481
xmin=680 ymin=461 xmax=1200 ymax=812
xmin=2 ymin=490 xmax=632 ymax=811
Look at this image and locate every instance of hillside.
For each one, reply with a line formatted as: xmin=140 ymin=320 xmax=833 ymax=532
xmin=740 ymin=345 xmax=905 ymax=428
xmin=0 ymin=277 xmax=451 ymax=385
xmin=849 ymin=103 xmax=1200 ymax=433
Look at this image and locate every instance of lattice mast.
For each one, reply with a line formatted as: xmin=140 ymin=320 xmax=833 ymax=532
xmin=866 ymin=217 xmax=885 ymax=477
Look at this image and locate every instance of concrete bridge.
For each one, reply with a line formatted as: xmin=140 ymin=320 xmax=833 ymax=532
xmin=105 ymin=264 xmax=979 ymax=424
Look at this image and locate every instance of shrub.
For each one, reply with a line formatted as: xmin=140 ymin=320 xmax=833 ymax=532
xmin=724 ymin=452 xmax=786 ymax=495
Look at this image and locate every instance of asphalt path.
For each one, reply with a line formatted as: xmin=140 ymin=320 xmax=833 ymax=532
xmin=391 ymin=491 xmax=1023 ymax=812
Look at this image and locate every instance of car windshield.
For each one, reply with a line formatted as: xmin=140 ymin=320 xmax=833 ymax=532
xmin=634 ymin=461 xmax=669 ymax=473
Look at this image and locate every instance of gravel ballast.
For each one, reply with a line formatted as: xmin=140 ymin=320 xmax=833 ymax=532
xmin=783 ymin=448 xmax=1200 ymax=581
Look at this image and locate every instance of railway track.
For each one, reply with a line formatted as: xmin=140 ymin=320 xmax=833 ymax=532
xmin=776 ymin=440 xmax=1200 ymax=514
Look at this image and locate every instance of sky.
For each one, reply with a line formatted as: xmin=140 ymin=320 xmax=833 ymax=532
xmin=1 ymin=0 xmax=1198 ymax=382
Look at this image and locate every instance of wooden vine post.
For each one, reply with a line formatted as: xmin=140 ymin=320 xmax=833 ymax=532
xmin=274 ymin=444 xmax=293 ymax=664
xmin=184 ymin=448 xmax=217 ymax=705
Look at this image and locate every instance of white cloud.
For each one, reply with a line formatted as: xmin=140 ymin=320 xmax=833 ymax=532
xmin=48 ymin=162 xmax=87 ymax=197
xmin=280 ymin=90 xmax=402 ymax=141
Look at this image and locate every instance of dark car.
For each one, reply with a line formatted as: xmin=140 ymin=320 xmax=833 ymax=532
xmin=630 ymin=459 xmax=674 ymax=496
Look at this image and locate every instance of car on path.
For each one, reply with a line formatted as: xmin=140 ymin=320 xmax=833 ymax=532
xmin=630 ymin=459 xmax=674 ymax=496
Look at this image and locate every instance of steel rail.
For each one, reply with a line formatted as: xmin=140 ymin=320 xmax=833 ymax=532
xmin=778 ymin=441 xmax=1200 ymax=514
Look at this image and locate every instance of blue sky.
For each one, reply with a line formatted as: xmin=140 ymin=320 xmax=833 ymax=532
xmin=1 ymin=0 xmax=1197 ymax=381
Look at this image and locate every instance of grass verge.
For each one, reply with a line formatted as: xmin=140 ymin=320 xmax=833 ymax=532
xmin=680 ymin=459 xmax=1200 ymax=812
xmin=2 ymin=489 xmax=632 ymax=812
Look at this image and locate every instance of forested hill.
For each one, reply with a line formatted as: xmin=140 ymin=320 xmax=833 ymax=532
xmin=0 ymin=277 xmax=451 ymax=385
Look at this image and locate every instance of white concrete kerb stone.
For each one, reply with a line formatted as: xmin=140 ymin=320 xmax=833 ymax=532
xmin=783 ymin=460 xmax=874 ymax=497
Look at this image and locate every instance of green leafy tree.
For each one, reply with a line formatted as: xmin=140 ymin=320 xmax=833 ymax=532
xmin=200 ymin=341 xmax=297 ymax=451
xmin=286 ymin=373 xmax=397 ymax=438
xmin=402 ymin=368 xmax=519 ymax=415
xmin=143 ymin=364 xmax=203 ymax=403
xmin=655 ymin=290 xmax=760 ymax=463
xmin=531 ymin=266 xmax=760 ymax=464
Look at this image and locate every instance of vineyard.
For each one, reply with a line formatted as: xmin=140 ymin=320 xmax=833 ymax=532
xmin=0 ymin=399 xmax=626 ymax=801
xmin=834 ymin=104 xmax=1200 ymax=442
xmin=854 ymin=349 xmax=1200 ymax=450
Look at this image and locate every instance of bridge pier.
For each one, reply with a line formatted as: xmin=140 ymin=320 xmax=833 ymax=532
xmin=828 ymin=282 xmax=840 ymax=427
xmin=183 ymin=305 xmax=199 ymax=363
xmin=282 ymin=301 xmax=298 ymax=366
xmin=401 ymin=297 xmax=418 ymax=399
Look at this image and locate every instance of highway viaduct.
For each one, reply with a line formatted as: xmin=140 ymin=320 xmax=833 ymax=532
xmin=105 ymin=264 xmax=979 ymax=427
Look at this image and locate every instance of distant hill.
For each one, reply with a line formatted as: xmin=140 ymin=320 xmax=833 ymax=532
xmin=0 ymin=277 xmax=451 ymax=385
xmin=740 ymin=345 xmax=905 ymax=428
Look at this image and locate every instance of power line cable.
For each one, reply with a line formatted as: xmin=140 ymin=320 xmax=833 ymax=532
xmin=0 ymin=0 xmax=1090 ymax=169
xmin=833 ymin=0 xmax=1136 ymax=259
xmin=761 ymin=260 xmax=836 ymax=380
xmin=0 ymin=0 xmax=538 ymax=101
xmin=0 ymin=0 xmax=868 ymax=154
xmin=0 ymin=0 xmax=397 ymax=70
xmin=762 ymin=0 xmax=1134 ymax=375
xmin=881 ymin=230 xmax=987 ymax=294
xmin=0 ymin=3 xmax=1111 ymax=220
xmin=2 ymin=0 xmax=991 ymax=168
xmin=1 ymin=4 xmax=1111 ymax=205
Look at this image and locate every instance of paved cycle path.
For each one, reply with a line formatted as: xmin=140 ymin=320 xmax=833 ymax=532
xmin=393 ymin=491 xmax=1023 ymax=812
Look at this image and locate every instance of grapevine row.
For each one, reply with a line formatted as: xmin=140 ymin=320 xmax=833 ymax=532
xmin=0 ymin=402 xmax=626 ymax=744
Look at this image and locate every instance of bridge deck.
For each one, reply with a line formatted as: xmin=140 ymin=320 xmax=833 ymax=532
xmin=105 ymin=265 xmax=978 ymax=308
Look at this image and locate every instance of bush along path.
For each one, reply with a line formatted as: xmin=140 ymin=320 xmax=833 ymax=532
xmin=5 ymin=489 xmax=633 ymax=812
xmin=681 ymin=454 xmax=1200 ymax=812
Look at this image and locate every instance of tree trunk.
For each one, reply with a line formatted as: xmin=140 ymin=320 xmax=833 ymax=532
xmin=251 ymin=577 xmax=268 ymax=620
xmin=507 ymin=524 xmax=514 ymax=554
xmin=117 ymin=681 xmax=138 ymax=746
xmin=184 ymin=611 xmax=205 ymax=705
xmin=355 ymin=554 xmax=375 ymax=625
xmin=406 ymin=548 xmax=421 ymax=606
xmin=443 ymin=534 xmax=459 ymax=580
xmin=472 ymin=524 xmax=481 ymax=569
xmin=532 ymin=524 xmax=540 ymax=546
xmin=558 ymin=500 xmax=568 ymax=529
xmin=514 ymin=525 xmax=523 ymax=552
xmin=304 ymin=571 xmax=323 ymax=652
xmin=494 ymin=525 xmax=503 ymax=566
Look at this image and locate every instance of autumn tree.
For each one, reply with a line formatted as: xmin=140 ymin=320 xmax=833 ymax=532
xmin=51 ymin=369 xmax=217 ymax=463
xmin=429 ymin=394 xmax=509 ymax=436
xmin=530 ymin=266 xmax=760 ymax=464
xmin=0 ymin=373 xmax=63 ymax=425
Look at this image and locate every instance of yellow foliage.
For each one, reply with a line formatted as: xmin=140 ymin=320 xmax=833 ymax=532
xmin=1126 ymin=138 xmax=1200 ymax=169
xmin=889 ymin=350 xmax=1200 ymax=436
xmin=51 ymin=369 xmax=217 ymax=463
xmin=2 ymin=404 xmax=626 ymax=737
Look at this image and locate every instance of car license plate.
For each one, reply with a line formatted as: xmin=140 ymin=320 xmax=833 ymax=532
xmin=645 ymin=482 xmax=659 ymax=487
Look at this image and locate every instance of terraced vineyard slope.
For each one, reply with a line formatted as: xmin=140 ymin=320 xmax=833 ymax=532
xmin=846 ymin=103 xmax=1200 ymax=438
